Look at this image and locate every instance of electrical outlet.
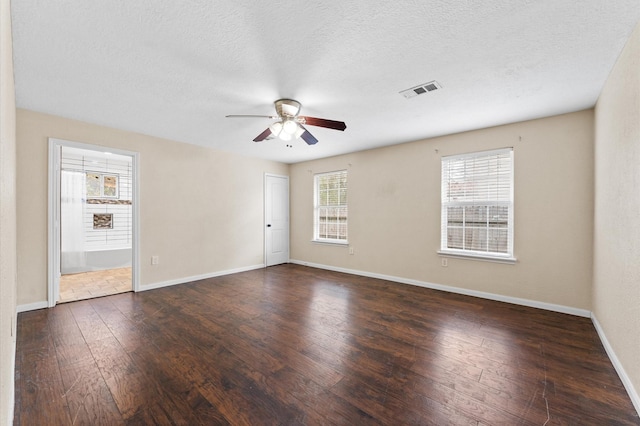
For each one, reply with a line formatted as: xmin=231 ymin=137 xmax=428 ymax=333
xmin=151 ymin=255 xmax=159 ymax=265
xmin=441 ymin=258 xmax=448 ymax=267
xmin=349 ymin=247 xmax=354 ymax=255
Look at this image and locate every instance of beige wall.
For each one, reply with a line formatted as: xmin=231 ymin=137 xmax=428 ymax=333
xmin=594 ymin=20 xmax=640 ymax=408
xmin=16 ymin=109 xmax=288 ymax=305
xmin=291 ymin=110 xmax=594 ymax=310
xmin=0 ymin=0 xmax=17 ymax=423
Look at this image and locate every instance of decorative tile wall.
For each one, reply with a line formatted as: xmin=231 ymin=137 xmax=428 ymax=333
xmin=93 ymin=213 xmax=113 ymax=229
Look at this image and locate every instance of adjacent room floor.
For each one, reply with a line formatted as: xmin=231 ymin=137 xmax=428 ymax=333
xmin=59 ymin=267 xmax=131 ymax=303
xmin=14 ymin=264 xmax=639 ymax=424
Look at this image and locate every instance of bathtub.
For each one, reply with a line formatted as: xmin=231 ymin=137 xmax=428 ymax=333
xmin=61 ymin=247 xmax=132 ymax=274
xmin=85 ymin=247 xmax=132 ymax=271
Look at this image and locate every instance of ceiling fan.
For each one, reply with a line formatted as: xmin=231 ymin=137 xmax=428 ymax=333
xmin=226 ymin=99 xmax=347 ymax=145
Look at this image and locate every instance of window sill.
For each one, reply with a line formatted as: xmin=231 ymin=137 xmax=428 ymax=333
xmin=438 ymin=250 xmax=516 ymax=264
xmin=312 ymin=239 xmax=349 ymax=246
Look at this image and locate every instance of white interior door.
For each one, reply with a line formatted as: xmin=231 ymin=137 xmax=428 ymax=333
xmin=265 ymin=174 xmax=289 ymax=266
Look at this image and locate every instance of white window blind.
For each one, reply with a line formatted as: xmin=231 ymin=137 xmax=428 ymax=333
xmin=314 ymin=170 xmax=348 ymax=243
xmin=441 ymin=148 xmax=514 ymax=260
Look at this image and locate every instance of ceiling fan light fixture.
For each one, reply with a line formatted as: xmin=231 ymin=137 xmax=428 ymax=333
xmin=282 ymin=119 xmax=298 ymax=135
xmin=279 ymin=131 xmax=293 ymax=141
xmin=269 ymin=121 xmax=283 ymax=136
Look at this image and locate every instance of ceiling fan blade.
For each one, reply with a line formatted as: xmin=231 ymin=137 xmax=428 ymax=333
xmin=299 ymin=116 xmax=347 ymax=131
xmin=253 ymin=128 xmax=272 ymax=142
xmin=299 ymin=126 xmax=319 ymax=145
xmin=226 ymin=114 xmax=277 ymax=119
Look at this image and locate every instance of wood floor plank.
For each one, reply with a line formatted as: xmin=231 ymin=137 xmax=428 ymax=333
xmin=86 ymin=336 xmax=151 ymax=420
xmin=68 ymin=301 xmax=115 ymax=343
xmin=14 ymin=264 xmax=640 ymax=424
xmin=58 ymin=358 xmax=124 ymax=425
xmin=268 ymin=366 xmax=387 ymax=425
xmin=17 ymin=347 xmax=72 ymax=425
xmin=127 ymin=347 xmax=227 ymax=425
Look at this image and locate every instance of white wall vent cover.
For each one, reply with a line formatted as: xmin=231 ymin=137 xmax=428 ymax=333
xmin=400 ymin=81 xmax=442 ymax=99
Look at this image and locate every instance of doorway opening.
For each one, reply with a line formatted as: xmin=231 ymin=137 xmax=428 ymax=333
xmin=49 ymin=139 xmax=139 ymax=306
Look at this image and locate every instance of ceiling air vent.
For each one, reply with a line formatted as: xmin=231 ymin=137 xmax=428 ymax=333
xmin=400 ymin=80 xmax=442 ymax=99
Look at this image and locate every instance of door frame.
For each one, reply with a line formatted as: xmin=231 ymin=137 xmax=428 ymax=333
xmin=47 ymin=138 xmax=140 ymax=307
xmin=264 ymin=173 xmax=290 ymax=266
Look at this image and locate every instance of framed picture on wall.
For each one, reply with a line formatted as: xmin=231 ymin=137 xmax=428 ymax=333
xmin=86 ymin=172 xmax=119 ymax=199
xmin=103 ymin=175 xmax=118 ymax=197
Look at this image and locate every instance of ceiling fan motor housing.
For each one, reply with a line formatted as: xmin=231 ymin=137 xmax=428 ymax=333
xmin=275 ymin=99 xmax=301 ymax=118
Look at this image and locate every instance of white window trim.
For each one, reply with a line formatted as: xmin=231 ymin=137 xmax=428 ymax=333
xmin=313 ymin=170 xmax=348 ymax=244
xmin=440 ymin=148 xmax=515 ymax=262
xmin=438 ymin=250 xmax=516 ymax=264
xmin=311 ymin=239 xmax=349 ymax=246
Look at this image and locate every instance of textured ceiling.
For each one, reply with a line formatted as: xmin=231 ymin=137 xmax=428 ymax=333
xmin=11 ymin=1 xmax=640 ymax=163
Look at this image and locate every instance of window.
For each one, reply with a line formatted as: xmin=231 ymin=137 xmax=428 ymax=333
xmin=86 ymin=172 xmax=119 ymax=198
xmin=314 ymin=170 xmax=348 ymax=243
xmin=440 ymin=148 xmax=514 ymax=261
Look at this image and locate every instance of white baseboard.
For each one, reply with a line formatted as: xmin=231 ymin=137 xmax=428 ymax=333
xmin=591 ymin=314 xmax=640 ymax=416
xmin=16 ymin=264 xmax=266 ymax=312
xmin=16 ymin=301 xmax=49 ymax=313
xmin=289 ymin=259 xmax=591 ymax=317
xmin=140 ymin=263 xmax=265 ymax=292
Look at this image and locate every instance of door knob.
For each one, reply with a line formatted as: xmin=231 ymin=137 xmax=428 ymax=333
xmin=267 ymin=224 xmax=272 ymax=227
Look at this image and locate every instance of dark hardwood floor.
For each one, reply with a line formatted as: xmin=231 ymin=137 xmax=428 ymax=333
xmin=14 ymin=264 xmax=639 ymax=425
